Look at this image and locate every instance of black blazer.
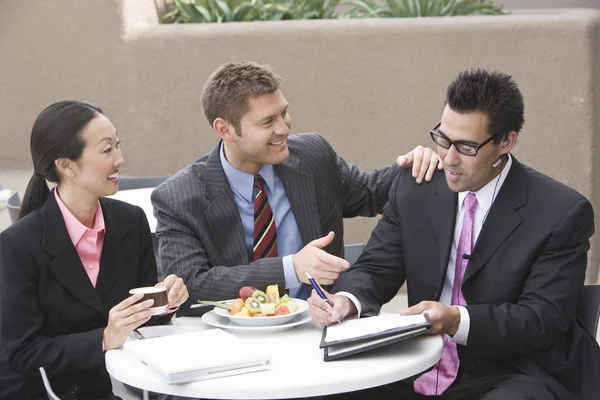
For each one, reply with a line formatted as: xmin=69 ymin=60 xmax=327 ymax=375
xmin=0 ymin=192 xmax=170 ymax=400
xmin=334 ymin=157 xmax=600 ymax=399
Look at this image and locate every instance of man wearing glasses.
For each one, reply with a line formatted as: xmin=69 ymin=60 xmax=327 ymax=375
xmin=309 ymin=68 xmax=600 ymax=399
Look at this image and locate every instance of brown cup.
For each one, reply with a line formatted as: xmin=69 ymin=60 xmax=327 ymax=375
xmin=129 ymin=286 xmax=168 ymax=315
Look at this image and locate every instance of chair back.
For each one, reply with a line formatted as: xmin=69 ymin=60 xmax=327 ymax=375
xmin=38 ymin=367 xmax=61 ymax=400
xmin=343 ymin=243 xmax=364 ymax=266
xmin=7 ymin=192 xmax=21 ymax=223
xmin=576 ymin=284 xmax=600 ymax=338
xmin=117 ymin=176 xmax=168 ymax=191
xmin=151 ymin=232 xmax=163 ymax=280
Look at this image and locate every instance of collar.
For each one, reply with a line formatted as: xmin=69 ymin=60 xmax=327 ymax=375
xmin=54 ymin=188 xmax=105 ymax=247
xmin=219 ymin=142 xmax=276 ymax=203
xmin=458 ymin=153 xmax=513 ymax=213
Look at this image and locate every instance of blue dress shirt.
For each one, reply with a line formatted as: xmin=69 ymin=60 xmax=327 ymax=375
xmin=220 ymin=143 xmax=304 ymax=296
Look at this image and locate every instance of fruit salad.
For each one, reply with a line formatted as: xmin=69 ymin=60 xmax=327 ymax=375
xmin=230 ymin=284 xmax=299 ymax=317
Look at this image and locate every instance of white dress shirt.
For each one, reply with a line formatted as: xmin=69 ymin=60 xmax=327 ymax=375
xmin=341 ymin=154 xmax=513 ymax=345
xmin=443 ymin=154 xmax=512 ymax=345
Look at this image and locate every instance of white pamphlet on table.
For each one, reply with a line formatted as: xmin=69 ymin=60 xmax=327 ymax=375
xmin=123 ymin=329 xmax=271 ymax=384
xmin=320 ymin=313 xmax=431 ymax=361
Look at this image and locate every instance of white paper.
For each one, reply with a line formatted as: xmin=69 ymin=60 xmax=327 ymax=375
xmin=325 ymin=313 xmax=427 ymax=343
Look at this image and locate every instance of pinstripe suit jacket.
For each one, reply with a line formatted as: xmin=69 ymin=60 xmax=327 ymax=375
xmin=151 ymin=133 xmax=400 ymax=309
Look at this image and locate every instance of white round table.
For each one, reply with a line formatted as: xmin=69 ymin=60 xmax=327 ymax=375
xmin=107 ymin=188 xmax=156 ymax=232
xmin=106 ymin=316 xmax=443 ymax=399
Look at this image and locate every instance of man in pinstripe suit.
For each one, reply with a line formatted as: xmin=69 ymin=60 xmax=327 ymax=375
xmin=151 ymin=61 xmax=441 ymax=311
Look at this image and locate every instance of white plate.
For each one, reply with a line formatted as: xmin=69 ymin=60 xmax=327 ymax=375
xmin=212 ymin=299 xmax=309 ymax=327
xmin=202 ymin=310 xmax=312 ymax=334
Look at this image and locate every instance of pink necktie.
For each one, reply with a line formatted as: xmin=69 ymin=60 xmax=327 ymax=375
xmin=414 ymin=193 xmax=477 ymax=396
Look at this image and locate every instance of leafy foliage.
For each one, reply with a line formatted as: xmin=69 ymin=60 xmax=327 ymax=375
xmin=162 ymin=0 xmax=506 ymax=23
xmin=343 ymin=0 xmax=506 ymax=18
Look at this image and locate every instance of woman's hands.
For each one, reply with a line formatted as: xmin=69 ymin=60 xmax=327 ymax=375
xmin=156 ymin=274 xmax=189 ymax=308
xmin=102 ymin=275 xmax=189 ymax=351
xmin=103 ymin=293 xmax=153 ymax=351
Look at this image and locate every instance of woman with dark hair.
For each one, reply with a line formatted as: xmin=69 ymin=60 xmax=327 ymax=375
xmin=0 ymin=100 xmax=189 ymax=399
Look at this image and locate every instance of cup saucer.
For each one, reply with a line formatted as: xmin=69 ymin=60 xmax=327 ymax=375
xmin=149 ymin=305 xmax=168 ymax=315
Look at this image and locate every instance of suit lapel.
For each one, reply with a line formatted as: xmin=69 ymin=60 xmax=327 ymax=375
xmin=42 ymin=193 xmax=105 ymax=316
xmin=275 ymin=153 xmax=321 ymax=245
xmin=428 ymin=178 xmax=458 ymax=290
xmin=95 ymin=199 xmax=131 ymax=302
xmin=463 ymin=159 xmax=527 ymax=282
xmin=204 ymin=143 xmax=248 ymax=263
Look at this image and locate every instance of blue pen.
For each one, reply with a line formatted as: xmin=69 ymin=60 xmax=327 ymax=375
xmin=306 ymin=272 xmax=341 ymax=323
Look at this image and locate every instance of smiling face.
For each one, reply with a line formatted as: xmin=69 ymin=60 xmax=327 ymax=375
xmin=221 ymin=90 xmax=292 ymax=174
xmin=437 ymin=105 xmax=506 ymax=193
xmin=69 ymin=114 xmax=124 ymax=197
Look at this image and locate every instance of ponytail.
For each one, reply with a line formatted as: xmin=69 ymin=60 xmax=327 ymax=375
xmin=17 ymin=173 xmax=50 ymax=219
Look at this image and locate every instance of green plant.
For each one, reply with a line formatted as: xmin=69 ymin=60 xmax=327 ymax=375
xmin=343 ymin=0 xmax=506 ymax=18
xmin=163 ymin=0 xmax=275 ymax=23
xmin=163 ymin=0 xmax=342 ymax=23
xmin=278 ymin=0 xmax=341 ymax=20
xmin=162 ymin=0 xmax=506 ymax=23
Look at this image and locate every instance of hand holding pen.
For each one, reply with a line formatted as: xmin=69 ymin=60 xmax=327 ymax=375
xmin=306 ymin=272 xmax=342 ymax=324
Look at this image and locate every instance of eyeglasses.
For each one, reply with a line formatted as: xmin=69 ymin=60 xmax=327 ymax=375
xmin=429 ymin=122 xmax=502 ymax=156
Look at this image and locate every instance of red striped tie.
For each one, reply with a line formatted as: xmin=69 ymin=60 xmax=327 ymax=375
xmin=253 ymin=174 xmax=278 ymax=261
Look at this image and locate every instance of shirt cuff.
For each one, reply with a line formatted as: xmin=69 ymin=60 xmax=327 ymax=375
xmin=450 ymin=305 xmax=470 ymax=345
xmin=337 ymin=291 xmax=362 ymax=318
xmin=283 ymin=255 xmax=301 ymax=289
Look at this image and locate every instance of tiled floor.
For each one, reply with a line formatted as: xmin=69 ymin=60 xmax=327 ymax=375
xmin=0 ymin=169 xmax=598 ymax=399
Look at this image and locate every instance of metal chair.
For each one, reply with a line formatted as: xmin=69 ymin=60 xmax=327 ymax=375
xmin=7 ymin=192 xmax=21 ymax=223
xmin=576 ymin=284 xmax=600 ymax=338
xmin=38 ymin=367 xmax=60 ymax=400
xmin=117 ymin=176 xmax=168 ymax=191
xmin=343 ymin=243 xmax=364 ymax=266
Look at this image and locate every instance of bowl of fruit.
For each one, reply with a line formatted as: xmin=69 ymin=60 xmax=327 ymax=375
xmin=198 ymin=284 xmax=308 ymax=327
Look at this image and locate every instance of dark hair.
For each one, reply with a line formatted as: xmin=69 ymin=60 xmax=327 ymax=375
xmin=445 ymin=68 xmax=524 ymax=143
xmin=18 ymin=100 xmax=103 ymax=219
xmin=201 ymin=61 xmax=282 ymax=134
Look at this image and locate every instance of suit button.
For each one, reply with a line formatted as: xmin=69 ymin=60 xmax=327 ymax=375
xmin=67 ymin=384 xmax=80 ymax=395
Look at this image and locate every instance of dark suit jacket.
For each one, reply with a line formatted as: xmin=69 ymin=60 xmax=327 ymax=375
xmin=333 ymin=157 xmax=600 ymax=399
xmin=151 ymin=133 xmax=400 ymax=306
xmin=0 ymin=192 xmax=171 ymax=400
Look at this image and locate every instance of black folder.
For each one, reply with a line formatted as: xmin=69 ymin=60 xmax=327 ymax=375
xmin=319 ymin=313 xmax=432 ymax=361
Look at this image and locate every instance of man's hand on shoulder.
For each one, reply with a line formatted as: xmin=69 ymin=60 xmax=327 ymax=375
xmin=292 ymin=231 xmax=350 ymax=286
xmin=397 ymin=145 xmax=443 ymax=184
xmin=402 ymin=301 xmax=461 ymax=336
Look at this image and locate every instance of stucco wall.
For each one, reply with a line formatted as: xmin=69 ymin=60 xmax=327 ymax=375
xmin=1 ymin=1 xmax=599 ymax=281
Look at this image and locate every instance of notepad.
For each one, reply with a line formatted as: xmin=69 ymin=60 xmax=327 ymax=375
xmin=123 ymin=329 xmax=271 ymax=383
xmin=320 ymin=313 xmax=431 ymax=361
